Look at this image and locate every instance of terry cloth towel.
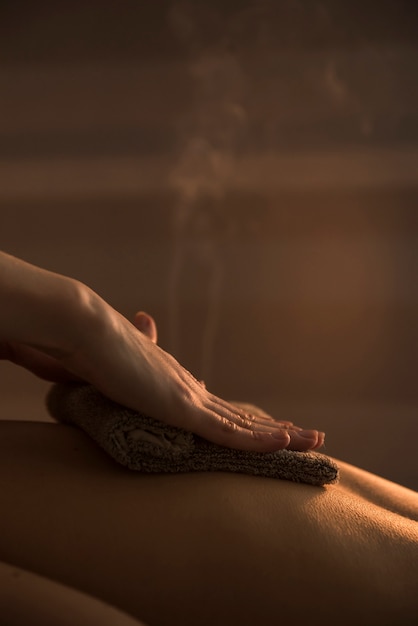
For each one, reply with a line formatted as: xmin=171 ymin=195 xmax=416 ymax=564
xmin=46 ymin=383 xmax=339 ymax=487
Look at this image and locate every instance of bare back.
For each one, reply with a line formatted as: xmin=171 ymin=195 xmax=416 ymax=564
xmin=0 ymin=420 xmax=416 ymax=626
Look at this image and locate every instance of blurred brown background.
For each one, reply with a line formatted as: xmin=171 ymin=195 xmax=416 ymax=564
xmin=0 ymin=1 xmax=417 ymax=489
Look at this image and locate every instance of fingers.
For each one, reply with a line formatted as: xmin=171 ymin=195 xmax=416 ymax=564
xmin=133 ymin=311 xmax=158 ymax=343
xmin=115 ymin=314 xmax=325 ymax=454
xmin=213 ymin=396 xmax=295 ymax=428
xmin=200 ymin=393 xmax=323 ymax=451
xmin=312 ymin=431 xmax=326 ymax=450
xmin=285 ymin=429 xmax=321 ymax=452
xmin=207 ymin=415 xmax=322 ymax=453
xmin=3 ymin=342 xmax=83 ymax=383
xmin=175 ymin=390 xmax=322 ymax=454
xmin=191 ymin=411 xmax=292 ymax=453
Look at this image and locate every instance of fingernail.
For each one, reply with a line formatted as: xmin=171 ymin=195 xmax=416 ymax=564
xmin=271 ymin=430 xmax=291 ymax=441
xmin=298 ymin=429 xmax=318 ymax=439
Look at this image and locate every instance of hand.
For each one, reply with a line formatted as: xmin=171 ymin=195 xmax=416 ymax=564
xmin=0 ymin=252 xmax=324 ymax=452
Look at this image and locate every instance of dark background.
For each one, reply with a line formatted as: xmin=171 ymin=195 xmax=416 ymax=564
xmin=0 ymin=1 xmax=417 ymax=489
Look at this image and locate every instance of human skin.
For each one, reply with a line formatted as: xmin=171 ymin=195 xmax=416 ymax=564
xmin=0 ymin=419 xmax=416 ymax=626
xmin=0 ymin=251 xmax=323 ymax=452
xmin=1 ymin=252 xmax=416 ymax=624
xmin=0 ymin=560 xmax=147 ymax=626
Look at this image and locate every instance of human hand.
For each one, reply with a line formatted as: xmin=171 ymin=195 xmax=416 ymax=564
xmin=131 ymin=312 xmax=325 ymax=452
xmin=0 ymin=252 xmax=324 ymax=452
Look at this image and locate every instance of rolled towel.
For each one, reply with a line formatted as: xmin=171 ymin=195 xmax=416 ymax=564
xmin=46 ymin=383 xmax=339 ymax=487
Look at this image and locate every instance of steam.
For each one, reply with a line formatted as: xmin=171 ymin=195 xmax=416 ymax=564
xmin=165 ymin=1 xmax=392 ymax=381
xmin=167 ymin=2 xmax=247 ymax=385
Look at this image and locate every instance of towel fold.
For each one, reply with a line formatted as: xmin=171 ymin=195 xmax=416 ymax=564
xmin=46 ymin=383 xmax=339 ymax=486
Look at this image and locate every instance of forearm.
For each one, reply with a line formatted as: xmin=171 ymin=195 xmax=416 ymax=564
xmin=0 ymin=251 xmax=324 ymax=452
xmin=0 ymin=251 xmax=99 ymax=356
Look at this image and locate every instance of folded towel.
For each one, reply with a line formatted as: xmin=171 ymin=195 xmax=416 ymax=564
xmin=46 ymin=384 xmax=339 ymax=486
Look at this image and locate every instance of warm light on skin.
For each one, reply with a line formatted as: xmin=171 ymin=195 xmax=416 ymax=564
xmin=0 ymin=561 xmax=147 ymax=626
xmin=0 ymin=420 xmax=417 ymax=626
